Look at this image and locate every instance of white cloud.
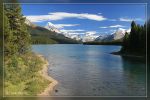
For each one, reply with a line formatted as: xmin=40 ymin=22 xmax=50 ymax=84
xmin=119 ymin=18 xmax=144 ymax=22
xmin=109 ymin=19 xmax=117 ymax=21
xmin=68 ymin=33 xmax=85 ymax=35
xmin=60 ymin=29 xmax=85 ymax=33
xmin=99 ymin=25 xmax=125 ymax=29
xmin=48 ymin=12 xmax=107 ymax=21
xmin=25 ymin=12 xmax=107 ymax=22
xmin=54 ymin=24 xmax=79 ymax=29
xmin=99 ymin=27 xmax=108 ymax=28
xmin=109 ymin=25 xmax=125 ymax=28
xmin=25 ymin=15 xmax=50 ymax=22
xmin=119 ymin=18 xmax=132 ymax=22
xmin=110 ymin=30 xmax=116 ymax=33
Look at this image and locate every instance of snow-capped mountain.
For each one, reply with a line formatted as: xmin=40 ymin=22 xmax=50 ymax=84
xmin=95 ymin=34 xmax=109 ymax=41
xmin=62 ymin=32 xmax=98 ymax=42
xmin=82 ymin=35 xmax=98 ymax=42
xmin=61 ymin=32 xmax=82 ymax=41
xmin=82 ymin=31 xmax=99 ymax=42
xmin=95 ymin=28 xmax=130 ymax=42
xmin=70 ymin=35 xmax=82 ymax=41
xmin=113 ymin=28 xmax=126 ymax=40
xmin=45 ymin=22 xmax=61 ymax=33
xmin=44 ymin=22 xmax=101 ymax=42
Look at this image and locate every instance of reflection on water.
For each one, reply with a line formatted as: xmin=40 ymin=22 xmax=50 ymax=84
xmin=32 ymin=44 xmax=146 ymax=96
xmin=120 ymin=56 xmax=146 ymax=95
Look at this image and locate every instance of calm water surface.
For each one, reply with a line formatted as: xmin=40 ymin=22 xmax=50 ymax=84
xmin=32 ymin=44 xmax=146 ymax=96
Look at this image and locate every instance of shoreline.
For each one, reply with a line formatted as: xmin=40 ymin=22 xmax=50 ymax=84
xmin=37 ymin=54 xmax=58 ymax=96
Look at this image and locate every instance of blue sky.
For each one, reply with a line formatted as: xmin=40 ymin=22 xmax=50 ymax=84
xmin=21 ymin=4 xmax=146 ymax=36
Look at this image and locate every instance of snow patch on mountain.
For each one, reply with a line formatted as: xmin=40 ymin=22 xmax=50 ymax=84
xmin=45 ymin=22 xmax=61 ymax=33
xmin=95 ymin=28 xmax=131 ymax=42
xmin=82 ymin=31 xmax=99 ymax=42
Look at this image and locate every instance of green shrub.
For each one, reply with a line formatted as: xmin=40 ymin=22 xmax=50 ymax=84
xmin=4 ymin=53 xmax=51 ymax=96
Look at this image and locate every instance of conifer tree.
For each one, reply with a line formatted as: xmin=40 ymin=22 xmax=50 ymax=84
xmin=121 ymin=21 xmax=146 ymax=55
xmin=4 ymin=12 xmax=17 ymax=55
xmin=121 ymin=32 xmax=129 ymax=52
xmin=4 ymin=3 xmax=30 ymax=55
xmin=129 ymin=21 xmax=138 ymax=49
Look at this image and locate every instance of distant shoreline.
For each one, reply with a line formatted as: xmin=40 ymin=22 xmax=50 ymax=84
xmin=37 ymin=54 xmax=58 ymax=96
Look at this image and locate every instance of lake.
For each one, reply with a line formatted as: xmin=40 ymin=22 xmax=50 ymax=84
xmin=32 ymin=44 xmax=146 ymax=96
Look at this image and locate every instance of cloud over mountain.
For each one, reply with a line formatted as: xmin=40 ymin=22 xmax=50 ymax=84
xmin=54 ymin=24 xmax=79 ymax=29
xmin=60 ymin=29 xmax=85 ymax=33
xmin=25 ymin=12 xmax=107 ymax=22
xmin=119 ymin=18 xmax=144 ymax=22
xmin=99 ymin=24 xmax=125 ymax=28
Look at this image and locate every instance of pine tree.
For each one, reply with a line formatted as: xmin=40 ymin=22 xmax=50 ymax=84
xmin=4 ymin=3 xmax=31 ymax=55
xmin=121 ymin=21 xmax=146 ymax=55
xmin=140 ymin=24 xmax=146 ymax=51
xmin=121 ymin=32 xmax=129 ymax=52
xmin=129 ymin=21 xmax=138 ymax=50
xmin=4 ymin=12 xmax=17 ymax=55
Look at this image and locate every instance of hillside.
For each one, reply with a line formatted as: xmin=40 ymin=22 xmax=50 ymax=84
xmin=27 ymin=25 xmax=80 ymax=44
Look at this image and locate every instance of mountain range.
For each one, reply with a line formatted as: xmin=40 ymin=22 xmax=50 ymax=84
xmin=40 ymin=21 xmax=130 ymax=42
xmin=95 ymin=28 xmax=130 ymax=42
xmin=25 ymin=20 xmax=129 ymax=44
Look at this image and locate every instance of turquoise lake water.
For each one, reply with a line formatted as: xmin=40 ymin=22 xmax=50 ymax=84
xmin=32 ymin=44 xmax=146 ymax=96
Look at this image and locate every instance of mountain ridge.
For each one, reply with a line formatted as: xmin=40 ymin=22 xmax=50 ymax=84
xmin=26 ymin=20 xmax=80 ymax=44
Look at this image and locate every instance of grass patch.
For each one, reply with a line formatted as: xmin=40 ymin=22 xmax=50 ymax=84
xmin=4 ymin=53 xmax=50 ymax=96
